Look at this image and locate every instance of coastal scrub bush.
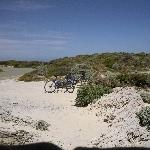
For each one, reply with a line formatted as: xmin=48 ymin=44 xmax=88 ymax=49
xmin=105 ymin=71 xmax=121 ymax=88
xmin=140 ymin=93 xmax=150 ymax=104
xmin=75 ymin=84 xmax=112 ymax=107
xmin=111 ymin=63 xmax=121 ymax=71
xmin=0 ymin=130 xmax=33 ymax=145
xmin=93 ymin=71 xmax=121 ymax=88
xmin=116 ymin=73 xmax=131 ymax=85
xmin=0 ymin=68 xmax=3 ymax=72
xmin=129 ymin=73 xmax=150 ymax=88
xmin=18 ymin=70 xmax=43 ymax=82
xmin=116 ymin=73 xmax=150 ymax=88
xmin=136 ymin=106 xmax=150 ymax=130
xmin=92 ymin=72 xmax=150 ymax=92
xmin=35 ymin=120 xmax=49 ymax=131
xmin=14 ymin=52 xmax=150 ymax=81
xmin=0 ymin=53 xmax=149 ymax=71
xmin=71 ymin=63 xmax=94 ymax=83
xmin=0 ymin=60 xmax=43 ymax=68
xmin=46 ymin=65 xmax=70 ymax=77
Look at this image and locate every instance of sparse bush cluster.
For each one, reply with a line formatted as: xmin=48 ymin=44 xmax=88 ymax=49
xmin=15 ymin=52 xmax=150 ymax=82
xmin=71 ymin=63 xmax=94 ymax=83
xmin=0 ymin=60 xmax=44 ymax=68
xmin=136 ymin=106 xmax=150 ymax=130
xmin=141 ymin=93 xmax=150 ymax=104
xmin=93 ymin=72 xmax=120 ymax=88
xmin=46 ymin=65 xmax=71 ymax=77
xmin=18 ymin=70 xmax=43 ymax=82
xmin=35 ymin=120 xmax=49 ymax=131
xmin=75 ymin=84 xmax=112 ymax=107
xmin=0 ymin=130 xmax=33 ymax=145
xmin=93 ymin=71 xmax=150 ymax=88
xmin=75 ymin=71 xmax=150 ymax=107
xmin=116 ymin=73 xmax=150 ymax=88
xmin=0 ymin=68 xmax=3 ymax=72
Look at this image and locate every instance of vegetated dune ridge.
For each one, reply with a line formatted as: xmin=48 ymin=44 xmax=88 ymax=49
xmin=0 ymin=79 xmax=149 ymax=149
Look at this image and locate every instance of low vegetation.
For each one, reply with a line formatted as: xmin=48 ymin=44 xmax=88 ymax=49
xmin=141 ymin=93 xmax=150 ymax=104
xmin=136 ymin=106 xmax=150 ymax=130
xmin=116 ymin=73 xmax=150 ymax=88
xmin=0 ymin=60 xmax=46 ymax=68
xmin=93 ymin=72 xmax=150 ymax=88
xmin=0 ymin=130 xmax=33 ymax=145
xmin=17 ymin=52 xmax=150 ymax=82
xmin=35 ymin=120 xmax=49 ymax=131
xmin=0 ymin=68 xmax=3 ymax=72
xmin=75 ymin=84 xmax=112 ymax=107
xmin=75 ymin=71 xmax=150 ymax=107
xmin=45 ymin=52 xmax=150 ymax=77
xmin=18 ymin=70 xmax=44 ymax=82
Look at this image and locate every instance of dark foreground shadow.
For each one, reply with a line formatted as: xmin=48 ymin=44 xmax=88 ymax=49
xmin=74 ymin=147 xmax=150 ymax=150
xmin=0 ymin=142 xmax=62 ymax=150
xmin=0 ymin=143 xmax=149 ymax=150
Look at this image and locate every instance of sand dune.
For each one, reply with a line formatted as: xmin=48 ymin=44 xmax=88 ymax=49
xmin=0 ymin=79 xmax=149 ymax=149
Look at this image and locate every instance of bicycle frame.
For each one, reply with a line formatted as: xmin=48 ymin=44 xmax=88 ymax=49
xmin=44 ymin=78 xmax=75 ymax=93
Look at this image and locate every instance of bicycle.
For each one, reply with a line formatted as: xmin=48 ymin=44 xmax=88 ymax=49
xmin=44 ymin=77 xmax=76 ymax=93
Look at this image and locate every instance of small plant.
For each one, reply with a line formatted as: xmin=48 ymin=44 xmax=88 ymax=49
xmin=35 ymin=120 xmax=49 ymax=131
xmin=136 ymin=106 xmax=150 ymax=130
xmin=75 ymin=84 xmax=112 ymax=107
xmin=0 ymin=68 xmax=3 ymax=72
xmin=140 ymin=93 xmax=150 ymax=104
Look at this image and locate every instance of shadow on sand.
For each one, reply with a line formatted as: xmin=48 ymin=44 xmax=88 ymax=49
xmin=0 ymin=142 xmax=62 ymax=150
xmin=0 ymin=142 xmax=149 ymax=150
xmin=74 ymin=147 xmax=150 ymax=150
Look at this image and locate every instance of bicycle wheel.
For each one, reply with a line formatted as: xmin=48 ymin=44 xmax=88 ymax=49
xmin=44 ymin=81 xmax=56 ymax=93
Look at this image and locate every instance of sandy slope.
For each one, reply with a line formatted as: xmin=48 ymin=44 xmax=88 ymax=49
xmin=0 ymin=79 xmax=103 ymax=149
xmin=0 ymin=79 xmax=150 ymax=149
xmin=0 ymin=67 xmax=33 ymax=80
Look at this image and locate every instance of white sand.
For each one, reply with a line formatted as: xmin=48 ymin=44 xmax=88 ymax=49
xmin=0 ymin=79 xmax=150 ymax=149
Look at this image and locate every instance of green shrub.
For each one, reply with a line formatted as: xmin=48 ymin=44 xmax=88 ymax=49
xmin=15 ymin=52 xmax=150 ymax=81
xmin=112 ymin=63 xmax=121 ymax=71
xmin=136 ymin=106 xmax=150 ymax=130
xmin=93 ymin=72 xmax=121 ymax=88
xmin=0 ymin=60 xmax=43 ymax=68
xmin=107 ymin=76 xmax=121 ymax=88
xmin=75 ymin=84 xmax=112 ymax=107
xmin=35 ymin=120 xmax=49 ymax=131
xmin=93 ymin=72 xmax=150 ymax=89
xmin=141 ymin=93 xmax=150 ymax=104
xmin=130 ymin=73 xmax=150 ymax=88
xmin=0 ymin=68 xmax=3 ymax=72
xmin=46 ymin=65 xmax=71 ymax=77
xmin=116 ymin=73 xmax=130 ymax=85
xmin=117 ymin=73 xmax=150 ymax=88
xmin=18 ymin=70 xmax=43 ymax=82
xmin=91 ymin=72 xmax=150 ymax=100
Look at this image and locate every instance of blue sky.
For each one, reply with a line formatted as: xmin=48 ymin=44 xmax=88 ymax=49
xmin=0 ymin=0 xmax=150 ymax=60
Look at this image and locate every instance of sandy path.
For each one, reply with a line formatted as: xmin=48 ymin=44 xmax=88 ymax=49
xmin=0 ymin=67 xmax=33 ymax=80
xmin=0 ymin=79 xmax=150 ymax=149
xmin=0 ymin=79 xmax=105 ymax=149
